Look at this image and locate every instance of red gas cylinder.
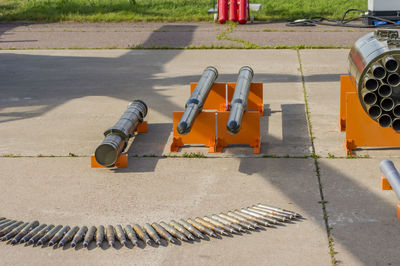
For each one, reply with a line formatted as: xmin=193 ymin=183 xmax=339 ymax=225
xmin=228 ymin=0 xmax=238 ymax=22
xmin=238 ymin=0 xmax=247 ymax=24
xmin=218 ymin=0 xmax=228 ymax=24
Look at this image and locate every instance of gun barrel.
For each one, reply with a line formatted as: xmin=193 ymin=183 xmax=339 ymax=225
xmin=95 ymin=100 xmax=147 ymax=167
xmin=227 ymin=66 xmax=254 ymax=134
xmin=177 ymin=66 xmax=218 ymax=135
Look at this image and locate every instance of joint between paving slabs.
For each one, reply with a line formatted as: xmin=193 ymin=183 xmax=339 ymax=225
xmin=297 ymin=49 xmax=338 ymax=265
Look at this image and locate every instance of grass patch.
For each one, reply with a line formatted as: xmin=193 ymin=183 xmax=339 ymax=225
xmin=0 ymin=0 xmax=367 ymax=22
xmin=297 ymin=50 xmax=338 ymax=265
xmin=182 ymin=152 xmax=205 ymax=158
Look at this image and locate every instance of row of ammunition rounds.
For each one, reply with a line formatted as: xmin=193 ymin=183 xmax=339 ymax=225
xmin=0 ymin=204 xmax=302 ymax=250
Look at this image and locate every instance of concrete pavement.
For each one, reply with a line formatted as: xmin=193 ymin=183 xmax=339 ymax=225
xmin=0 ymin=22 xmax=373 ymax=49
xmin=1 ymin=25 xmax=400 ymax=265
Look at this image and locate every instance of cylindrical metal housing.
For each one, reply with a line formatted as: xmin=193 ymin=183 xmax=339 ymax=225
xmin=37 ymin=225 xmax=62 ymax=246
xmin=58 ymin=226 xmax=79 ymax=247
xmin=124 ymin=225 xmax=139 ymax=246
xmin=228 ymin=0 xmax=238 ymax=22
xmin=218 ymin=0 xmax=228 ymax=23
xmin=83 ymin=226 xmax=96 ymax=248
xmin=95 ymin=100 xmax=147 ymax=167
xmin=20 ymin=223 xmax=46 ymax=244
xmin=29 ymin=224 xmax=55 ymax=245
xmin=115 ymin=225 xmax=127 ymax=247
xmin=226 ymin=66 xmax=254 ymax=134
xmin=71 ymin=226 xmax=88 ymax=247
xmin=132 ymin=224 xmax=151 ymax=245
xmin=177 ymin=66 xmax=218 ymax=135
xmin=349 ymin=29 xmax=400 ymax=132
xmin=95 ymin=225 xmax=105 ymax=247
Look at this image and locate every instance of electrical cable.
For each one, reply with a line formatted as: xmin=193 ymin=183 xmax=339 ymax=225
xmin=286 ymin=8 xmax=400 ymax=28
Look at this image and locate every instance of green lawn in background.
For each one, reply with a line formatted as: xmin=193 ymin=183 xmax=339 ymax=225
xmin=0 ymin=0 xmax=367 ymax=22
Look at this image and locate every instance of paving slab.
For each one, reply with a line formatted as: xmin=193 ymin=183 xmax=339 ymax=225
xmin=0 ymin=22 xmax=239 ymax=49
xmin=319 ymin=158 xmax=400 ymax=265
xmin=0 ymin=157 xmax=329 ymax=265
xmin=0 ymin=22 xmax=374 ymax=49
xmin=300 ymin=49 xmax=348 ymax=157
xmin=0 ymin=49 xmax=309 ymax=157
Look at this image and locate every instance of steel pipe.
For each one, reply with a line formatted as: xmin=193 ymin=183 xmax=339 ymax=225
xmin=378 ymin=114 xmax=392 ymax=127
xmin=392 ymin=118 xmax=400 ymax=132
xmin=378 ymin=84 xmax=392 ymax=98
xmin=177 ymin=66 xmax=218 ymax=135
xmin=380 ymin=160 xmax=400 ymax=200
xmin=226 ymin=66 xmax=254 ymax=134
xmin=367 ymin=105 xmax=382 ymax=119
xmin=362 ymin=91 xmax=377 ymax=105
xmin=380 ymin=97 xmax=395 ymax=111
xmin=372 ymin=64 xmax=386 ymax=79
xmin=385 ymin=56 xmax=399 ymax=72
xmin=95 ymin=100 xmax=147 ymax=167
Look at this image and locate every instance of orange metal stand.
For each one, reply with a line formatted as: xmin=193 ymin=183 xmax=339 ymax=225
xmin=91 ymin=154 xmax=128 ymax=168
xmin=216 ymin=111 xmax=261 ymax=153
xmin=339 ymin=75 xmax=400 ymax=155
xmin=380 ymin=176 xmax=400 ymax=219
xmin=171 ymin=82 xmax=263 ymax=153
xmin=171 ymin=112 xmax=217 ymax=153
xmin=91 ymin=121 xmax=148 ymax=168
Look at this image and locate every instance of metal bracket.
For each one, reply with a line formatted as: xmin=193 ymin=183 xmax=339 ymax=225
xmin=375 ymin=29 xmax=399 ymax=40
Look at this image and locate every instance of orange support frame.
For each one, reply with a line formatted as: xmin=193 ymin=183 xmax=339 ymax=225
xmin=216 ymin=111 xmax=260 ymax=153
xmin=339 ymin=75 xmax=400 ymax=155
xmin=171 ymin=82 xmax=263 ymax=153
xmin=171 ymin=112 xmax=216 ymax=153
xmin=91 ymin=153 xmax=128 ymax=168
xmin=91 ymin=121 xmax=148 ymax=168
xmin=380 ymin=176 xmax=400 ymax=219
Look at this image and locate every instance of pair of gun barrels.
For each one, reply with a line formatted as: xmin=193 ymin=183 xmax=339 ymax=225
xmin=0 ymin=204 xmax=301 ymax=249
xmin=177 ymin=66 xmax=254 ymax=136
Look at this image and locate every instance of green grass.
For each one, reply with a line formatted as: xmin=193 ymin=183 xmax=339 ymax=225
xmin=0 ymin=0 xmax=367 ymax=22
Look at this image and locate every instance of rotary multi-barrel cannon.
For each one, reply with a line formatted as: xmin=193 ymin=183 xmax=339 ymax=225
xmin=349 ymin=29 xmax=400 ymax=131
xmin=341 ymin=29 xmax=400 ymax=154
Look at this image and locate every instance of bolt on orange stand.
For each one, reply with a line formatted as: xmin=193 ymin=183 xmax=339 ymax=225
xmin=339 ymin=75 xmax=400 ymax=155
xmin=380 ymin=176 xmax=400 ymax=219
xmin=171 ymin=82 xmax=263 ymax=153
xmin=91 ymin=121 xmax=148 ymax=168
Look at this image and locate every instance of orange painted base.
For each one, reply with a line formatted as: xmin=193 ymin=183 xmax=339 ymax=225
xmin=380 ymin=176 xmax=400 ymax=219
xmin=216 ymin=111 xmax=260 ymax=153
xmin=397 ymin=205 xmax=400 ymax=220
xmin=171 ymin=112 xmax=216 ymax=153
xmin=136 ymin=121 xmax=148 ymax=133
xmin=381 ymin=176 xmax=393 ymax=190
xmin=339 ymin=75 xmax=400 ymax=155
xmin=91 ymin=121 xmax=147 ymax=168
xmin=91 ymin=154 xmax=128 ymax=168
